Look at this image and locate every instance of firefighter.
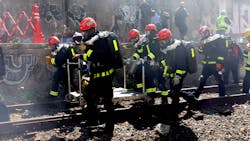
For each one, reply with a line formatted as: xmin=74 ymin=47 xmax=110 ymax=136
xmin=242 ymin=28 xmax=250 ymax=94
xmin=157 ymin=28 xmax=196 ymax=119
xmin=128 ymin=28 xmax=157 ymax=102
xmin=68 ymin=32 xmax=85 ymax=92
xmin=223 ymin=37 xmax=243 ymax=85
xmin=194 ymin=26 xmax=226 ymax=98
xmin=216 ymin=10 xmax=232 ymax=35
xmin=46 ymin=35 xmax=69 ymax=97
xmin=79 ymin=17 xmax=122 ymax=136
xmin=145 ymin=24 xmax=169 ymax=104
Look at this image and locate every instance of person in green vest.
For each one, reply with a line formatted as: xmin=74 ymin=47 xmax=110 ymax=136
xmin=242 ymin=28 xmax=250 ymax=94
xmin=216 ymin=10 xmax=232 ymax=35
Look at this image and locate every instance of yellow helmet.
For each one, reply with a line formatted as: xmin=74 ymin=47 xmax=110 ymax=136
xmin=244 ymin=28 xmax=250 ymax=38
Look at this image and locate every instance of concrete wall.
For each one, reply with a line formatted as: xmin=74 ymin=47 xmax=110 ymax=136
xmin=0 ymin=44 xmax=52 ymax=104
xmin=0 ymin=0 xmax=249 ymax=104
xmin=0 ymin=43 xmax=246 ymax=104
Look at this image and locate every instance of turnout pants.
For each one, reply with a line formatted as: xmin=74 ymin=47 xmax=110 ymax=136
xmin=224 ymin=60 xmax=239 ymax=84
xmin=85 ymin=74 xmax=114 ymax=127
xmin=169 ymin=74 xmax=195 ymax=118
xmin=195 ymin=64 xmax=225 ymax=98
xmin=243 ymin=70 xmax=250 ymax=93
xmin=51 ymin=67 xmax=67 ymax=96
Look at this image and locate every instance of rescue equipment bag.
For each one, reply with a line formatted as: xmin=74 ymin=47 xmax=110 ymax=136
xmin=106 ymin=32 xmax=123 ymax=69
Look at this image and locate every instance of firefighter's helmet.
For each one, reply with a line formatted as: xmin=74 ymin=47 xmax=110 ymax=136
xmin=48 ymin=36 xmax=60 ymax=46
xmin=128 ymin=29 xmax=140 ymax=39
xmin=157 ymin=28 xmax=172 ymax=41
xmin=80 ymin=17 xmax=97 ymax=31
xmin=244 ymin=28 xmax=250 ymax=38
xmin=145 ymin=24 xmax=157 ymax=31
xmin=72 ymin=32 xmax=83 ymax=45
xmin=199 ymin=25 xmax=210 ymax=35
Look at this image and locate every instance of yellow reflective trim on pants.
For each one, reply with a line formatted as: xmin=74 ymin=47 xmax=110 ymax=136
xmin=51 ymin=58 xmax=56 ymax=65
xmin=50 ymin=91 xmax=58 ymax=96
xmin=133 ymin=53 xmax=140 ymax=59
xmin=112 ymin=40 xmax=119 ymax=51
xmin=176 ymin=69 xmax=186 ymax=75
xmin=191 ymin=48 xmax=195 ymax=58
xmin=136 ymin=83 xmax=143 ymax=88
xmin=217 ymin=56 xmax=224 ymax=61
xmin=161 ymin=90 xmax=169 ymax=96
xmin=146 ymin=87 xmax=157 ymax=93
xmin=93 ymin=68 xmax=115 ymax=79
xmin=71 ymin=48 xmax=75 ymax=56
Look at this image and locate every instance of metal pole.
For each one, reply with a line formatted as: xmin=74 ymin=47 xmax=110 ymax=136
xmin=78 ymin=59 xmax=81 ymax=94
xmin=123 ymin=64 xmax=126 ymax=89
xmin=67 ymin=59 xmax=71 ymax=94
xmin=142 ymin=59 xmax=145 ymax=94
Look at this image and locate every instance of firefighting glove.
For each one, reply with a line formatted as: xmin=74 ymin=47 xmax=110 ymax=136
xmin=149 ymin=60 xmax=155 ymax=66
xmin=136 ymin=58 xmax=143 ymax=65
xmin=45 ymin=56 xmax=52 ymax=65
xmin=124 ymin=57 xmax=135 ymax=65
xmin=172 ymin=75 xmax=181 ymax=86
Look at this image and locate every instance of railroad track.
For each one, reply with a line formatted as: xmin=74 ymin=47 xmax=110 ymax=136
xmin=1 ymin=94 xmax=249 ymax=137
xmin=6 ymin=83 xmax=242 ymax=112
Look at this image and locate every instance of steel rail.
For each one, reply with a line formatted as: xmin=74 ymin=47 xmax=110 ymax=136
xmin=0 ymin=92 xmax=249 ymax=137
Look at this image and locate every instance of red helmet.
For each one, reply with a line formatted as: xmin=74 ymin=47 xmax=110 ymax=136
xmin=145 ymin=24 xmax=157 ymax=31
xmin=199 ymin=25 xmax=210 ymax=35
xmin=128 ymin=29 xmax=140 ymax=39
xmin=48 ymin=36 xmax=60 ymax=46
xmin=80 ymin=17 xmax=97 ymax=31
xmin=157 ymin=28 xmax=172 ymax=41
